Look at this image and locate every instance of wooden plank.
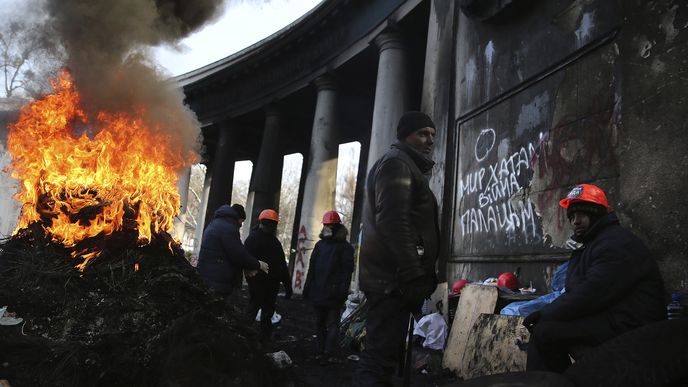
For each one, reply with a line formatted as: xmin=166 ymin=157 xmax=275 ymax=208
xmin=461 ymin=314 xmax=530 ymax=379
xmin=442 ymin=284 xmax=498 ymax=374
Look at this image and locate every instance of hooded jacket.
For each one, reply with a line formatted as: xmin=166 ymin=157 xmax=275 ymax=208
xmin=303 ymin=224 xmax=355 ymax=307
xmin=197 ymin=205 xmax=261 ymax=294
xmin=359 ymin=142 xmax=440 ymax=294
xmin=540 ymin=212 xmax=665 ymax=332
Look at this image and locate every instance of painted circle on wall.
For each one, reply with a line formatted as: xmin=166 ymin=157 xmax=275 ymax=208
xmin=475 ymin=128 xmax=496 ymax=162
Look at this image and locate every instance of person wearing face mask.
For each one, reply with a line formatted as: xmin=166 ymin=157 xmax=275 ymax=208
xmin=244 ymin=209 xmax=293 ymax=341
xmin=523 ymin=184 xmax=665 ymax=373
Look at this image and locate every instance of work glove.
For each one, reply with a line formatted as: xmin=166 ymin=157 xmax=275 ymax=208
xmin=523 ymin=310 xmax=541 ymax=332
xmin=284 ymin=286 xmax=293 ymax=300
xmin=258 ymin=260 xmax=269 ymax=274
xmin=400 ymin=275 xmax=436 ymax=313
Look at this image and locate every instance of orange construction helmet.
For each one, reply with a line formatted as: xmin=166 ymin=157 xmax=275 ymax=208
xmin=258 ymin=209 xmax=279 ymax=222
xmin=322 ymin=210 xmax=342 ymax=225
xmin=559 ymin=184 xmax=610 ymax=209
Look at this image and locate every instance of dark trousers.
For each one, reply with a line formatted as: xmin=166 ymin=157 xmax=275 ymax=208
xmin=247 ymin=281 xmax=280 ymax=339
xmin=313 ymin=304 xmax=344 ymax=355
xmin=527 ymin=313 xmax=617 ymax=372
xmin=354 ymin=292 xmax=412 ymax=387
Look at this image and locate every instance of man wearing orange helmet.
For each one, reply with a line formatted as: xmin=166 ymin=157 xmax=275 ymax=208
xmin=523 ymin=184 xmax=665 ymax=373
xmin=244 ymin=209 xmax=292 ymax=341
xmin=356 ymin=111 xmax=440 ymax=385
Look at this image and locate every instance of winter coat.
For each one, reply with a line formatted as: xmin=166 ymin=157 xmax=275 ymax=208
xmin=359 ymin=141 xmax=440 ymax=294
xmin=244 ymin=227 xmax=291 ymax=291
xmin=197 ymin=205 xmax=261 ymax=294
xmin=303 ymin=225 xmax=355 ymax=307
xmin=539 ymin=212 xmax=666 ymax=333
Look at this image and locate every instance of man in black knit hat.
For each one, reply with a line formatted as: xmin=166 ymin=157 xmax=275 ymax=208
xmin=523 ymin=184 xmax=665 ymax=373
xmin=355 ymin=111 xmax=440 ymax=385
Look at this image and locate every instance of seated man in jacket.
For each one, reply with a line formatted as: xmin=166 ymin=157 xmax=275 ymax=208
xmin=197 ymin=204 xmax=268 ymax=304
xmin=524 ymin=184 xmax=665 ymax=372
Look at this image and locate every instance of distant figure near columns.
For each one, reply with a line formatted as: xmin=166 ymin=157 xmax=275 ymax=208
xmin=292 ymin=75 xmax=339 ymax=294
xmin=244 ymin=106 xmax=285 ymax=238
xmin=366 ymin=29 xmax=410 ymax=171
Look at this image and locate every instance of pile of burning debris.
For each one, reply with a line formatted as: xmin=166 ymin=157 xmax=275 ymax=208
xmin=0 ymin=225 xmax=283 ymax=387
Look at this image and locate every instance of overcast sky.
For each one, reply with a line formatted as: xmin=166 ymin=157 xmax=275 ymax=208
xmin=153 ymin=0 xmax=323 ymax=76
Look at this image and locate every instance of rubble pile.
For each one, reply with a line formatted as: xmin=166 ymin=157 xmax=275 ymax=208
xmin=0 ymin=225 xmax=281 ymax=387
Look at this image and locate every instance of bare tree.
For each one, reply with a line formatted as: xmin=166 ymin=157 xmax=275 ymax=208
xmin=0 ymin=18 xmax=63 ymax=99
xmin=335 ymin=143 xmax=360 ymax=232
xmin=277 ymin=154 xmax=303 ymax=258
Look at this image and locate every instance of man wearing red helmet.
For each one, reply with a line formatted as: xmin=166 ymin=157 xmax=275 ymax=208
xmin=355 ymin=111 xmax=440 ymax=385
xmin=523 ymin=184 xmax=665 ymax=373
xmin=303 ymin=210 xmax=355 ymax=363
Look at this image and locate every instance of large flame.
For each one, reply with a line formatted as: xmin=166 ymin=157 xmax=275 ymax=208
xmin=7 ymin=71 xmax=196 ymax=270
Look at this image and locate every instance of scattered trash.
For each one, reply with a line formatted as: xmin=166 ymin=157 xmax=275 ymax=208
xmin=0 ymin=306 xmax=24 ymax=326
xmin=267 ymin=350 xmax=292 ymax=369
xmin=347 ymin=354 xmax=359 ymax=362
xmin=255 ymin=309 xmax=282 ymax=324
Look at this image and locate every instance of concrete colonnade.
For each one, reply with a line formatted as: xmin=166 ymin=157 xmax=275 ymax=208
xmin=291 ymin=75 xmax=340 ymax=294
xmin=244 ymin=105 xmax=285 ymax=236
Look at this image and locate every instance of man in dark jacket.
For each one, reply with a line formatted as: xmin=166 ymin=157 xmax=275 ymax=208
xmin=355 ymin=111 xmax=440 ymax=385
xmin=244 ymin=209 xmax=292 ymax=340
xmin=197 ymin=204 xmax=268 ymax=303
xmin=524 ymin=184 xmax=665 ymax=372
xmin=303 ymin=210 xmax=355 ymax=362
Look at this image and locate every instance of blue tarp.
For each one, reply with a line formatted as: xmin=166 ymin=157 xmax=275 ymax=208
xmin=500 ymin=261 xmax=569 ymax=316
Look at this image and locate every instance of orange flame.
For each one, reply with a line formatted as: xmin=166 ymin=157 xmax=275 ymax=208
xmin=7 ymin=71 xmax=196 ymax=270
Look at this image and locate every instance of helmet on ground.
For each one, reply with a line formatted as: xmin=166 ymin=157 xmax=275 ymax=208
xmin=559 ymin=184 xmax=610 ymax=209
xmin=258 ymin=209 xmax=279 ymax=222
xmin=497 ymin=272 xmax=518 ymax=290
xmin=322 ymin=210 xmax=342 ymax=225
xmin=451 ymin=279 xmax=469 ymax=295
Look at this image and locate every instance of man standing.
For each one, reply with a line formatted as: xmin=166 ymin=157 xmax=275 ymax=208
xmin=524 ymin=184 xmax=665 ymax=372
xmin=197 ymin=204 xmax=269 ymax=304
xmin=355 ymin=111 xmax=440 ymax=385
xmin=244 ymin=209 xmax=292 ymax=340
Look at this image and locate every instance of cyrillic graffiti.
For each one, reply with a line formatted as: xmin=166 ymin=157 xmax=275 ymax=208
xmin=459 ymin=131 xmax=542 ymax=243
xmin=292 ymin=225 xmax=308 ymax=291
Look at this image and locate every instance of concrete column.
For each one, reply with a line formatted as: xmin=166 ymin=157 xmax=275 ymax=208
xmin=193 ymin=167 xmax=212 ymax=256
xmin=172 ymin=166 xmax=192 ymax=241
xmin=244 ymin=106 xmax=285 ymax=235
xmin=292 ymin=75 xmax=339 ymax=294
xmin=204 ymin=125 xmax=236 ymax=228
xmin=366 ymin=30 xmax=410 ymax=170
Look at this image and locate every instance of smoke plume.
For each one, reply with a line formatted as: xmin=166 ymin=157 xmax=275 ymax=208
xmin=42 ymin=0 xmax=226 ymax=163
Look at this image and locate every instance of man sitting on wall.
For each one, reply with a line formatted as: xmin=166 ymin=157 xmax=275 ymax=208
xmin=523 ymin=184 xmax=665 ymax=372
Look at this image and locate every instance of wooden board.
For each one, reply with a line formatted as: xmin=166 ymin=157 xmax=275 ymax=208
xmin=461 ymin=314 xmax=530 ymax=379
xmin=442 ymin=284 xmax=498 ymax=374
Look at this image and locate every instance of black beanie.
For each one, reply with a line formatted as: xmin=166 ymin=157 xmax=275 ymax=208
xmin=566 ymin=201 xmax=607 ymax=219
xmin=396 ymin=111 xmax=436 ymax=140
xmin=230 ymin=204 xmax=246 ymax=220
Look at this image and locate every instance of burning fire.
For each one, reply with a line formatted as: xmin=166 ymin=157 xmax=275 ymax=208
xmin=7 ymin=71 xmax=195 ymax=270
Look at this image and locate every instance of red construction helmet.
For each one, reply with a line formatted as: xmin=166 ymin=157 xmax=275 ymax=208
xmin=497 ymin=272 xmax=518 ymax=290
xmin=258 ymin=209 xmax=279 ymax=222
xmin=451 ymin=279 xmax=469 ymax=295
xmin=559 ymin=184 xmax=610 ymax=209
xmin=322 ymin=210 xmax=342 ymax=225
